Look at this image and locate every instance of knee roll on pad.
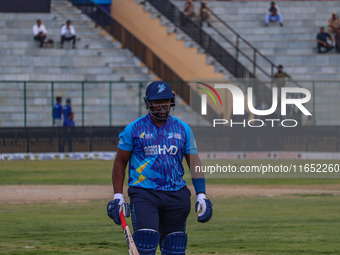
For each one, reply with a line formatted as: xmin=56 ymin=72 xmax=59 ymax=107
xmin=161 ymin=232 xmax=187 ymax=255
xmin=133 ymin=229 xmax=160 ymax=255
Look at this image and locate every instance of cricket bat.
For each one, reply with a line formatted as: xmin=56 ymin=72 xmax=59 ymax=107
xmin=120 ymin=210 xmax=139 ymax=255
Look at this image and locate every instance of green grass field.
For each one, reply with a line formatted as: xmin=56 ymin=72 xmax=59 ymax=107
xmin=1 ymin=160 xmax=340 ymax=254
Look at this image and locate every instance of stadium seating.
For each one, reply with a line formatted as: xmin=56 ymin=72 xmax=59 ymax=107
xmin=0 ymin=0 xmax=207 ymax=127
xmin=172 ymin=0 xmax=340 ymax=80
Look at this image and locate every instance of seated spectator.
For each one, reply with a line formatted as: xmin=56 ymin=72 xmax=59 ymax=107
xmin=316 ymin=27 xmax=334 ymax=53
xmin=63 ymin=112 xmax=75 ymax=127
xmin=265 ymin=1 xmax=283 ymax=27
xmin=274 ymin=65 xmax=291 ymax=88
xmin=327 ymin=11 xmax=340 ymax=35
xmin=199 ymin=1 xmax=210 ymax=27
xmin=60 ymin=20 xmax=76 ymax=49
xmin=32 ymin=19 xmax=47 ymax=48
xmin=184 ymin=0 xmax=196 ymax=20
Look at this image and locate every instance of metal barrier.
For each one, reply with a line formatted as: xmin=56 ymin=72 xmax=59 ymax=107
xmin=1 ymin=80 xmax=340 ymax=127
xmin=1 ymin=126 xmax=340 ymax=153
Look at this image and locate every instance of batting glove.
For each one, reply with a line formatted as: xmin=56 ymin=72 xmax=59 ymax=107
xmin=107 ymin=193 xmax=130 ymax=225
xmin=195 ymin=193 xmax=213 ymax=223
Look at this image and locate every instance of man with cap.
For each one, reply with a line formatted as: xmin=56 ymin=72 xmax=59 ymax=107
xmin=63 ymin=98 xmax=72 ymax=123
xmin=107 ymin=81 xmax=213 ymax=254
xmin=328 ymin=11 xmax=340 ymax=35
xmin=274 ymin=64 xmax=291 ymax=88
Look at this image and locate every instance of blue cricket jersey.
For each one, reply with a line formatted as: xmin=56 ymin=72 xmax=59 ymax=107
xmin=53 ymin=103 xmax=62 ymax=119
xmin=118 ymin=114 xmax=198 ymax=191
xmin=63 ymin=104 xmax=72 ymax=120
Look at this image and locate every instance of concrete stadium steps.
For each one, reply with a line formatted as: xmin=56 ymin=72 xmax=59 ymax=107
xmin=167 ymin=0 xmax=340 ymax=125
xmin=0 ymin=0 xmax=154 ymax=82
xmin=0 ymin=0 xmax=159 ymax=127
xmin=204 ymin=0 xmax=340 ymax=80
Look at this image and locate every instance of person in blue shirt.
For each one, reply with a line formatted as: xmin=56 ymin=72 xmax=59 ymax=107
xmin=317 ymin=27 xmax=334 ymax=53
xmin=63 ymin=112 xmax=74 ymax=127
xmin=63 ymin=98 xmax=72 ymax=122
xmin=107 ymin=81 xmax=213 ymax=255
xmin=53 ymin=96 xmax=63 ymax=127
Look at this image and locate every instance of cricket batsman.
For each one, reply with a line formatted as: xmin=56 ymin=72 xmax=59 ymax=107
xmin=107 ymin=81 xmax=213 ymax=254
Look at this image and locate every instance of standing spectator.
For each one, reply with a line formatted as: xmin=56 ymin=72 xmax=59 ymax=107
xmin=63 ymin=98 xmax=72 ymax=122
xmin=53 ymin=97 xmax=63 ymax=127
xmin=274 ymin=65 xmax=291 ymax=88
xmin=60 ymin=20 xmax=76 ymax=49
xmin=199 ymin=1 xmax=210 ymax=27
xmin=63 ymin=112 xmax=75 ymax=127
xmin=316 ymin=27 xmax=334 ymax=53
xmin=32 ymin=19 xmax=47 ymax=48
xmin=265 ymin=1 xmax=284 ymax=27
xmin=327 ymin=11 xmax=340 ymax=35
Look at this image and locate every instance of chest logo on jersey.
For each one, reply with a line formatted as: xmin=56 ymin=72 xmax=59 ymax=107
xmin=168 ymin=132 xmax=181 ymax=140
xmin=140 ymin=132 xmax=153 ymax=139
xmin=144 ymin=145 xmax=178 ymax=155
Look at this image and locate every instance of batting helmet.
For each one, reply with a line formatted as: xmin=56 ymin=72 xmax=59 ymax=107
xmin=144 ymin=81 xmax=175 ymax=120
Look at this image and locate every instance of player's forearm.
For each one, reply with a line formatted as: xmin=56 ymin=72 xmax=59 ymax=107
xmin=112 ymin=162 xmax=126 ymax=194
xmin=186 ymin=154 xmax=205 ymax=179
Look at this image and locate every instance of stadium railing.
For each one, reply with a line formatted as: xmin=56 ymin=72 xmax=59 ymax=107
xmin=1 ymin=126 xmax=340 ymax=153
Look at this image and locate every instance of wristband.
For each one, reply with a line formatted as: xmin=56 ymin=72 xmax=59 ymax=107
xmin=192 ymin=178 xmax=206 ymax=195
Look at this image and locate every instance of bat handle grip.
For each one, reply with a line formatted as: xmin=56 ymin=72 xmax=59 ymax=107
xmin=120 ymin=210 xmax=128 ymax=230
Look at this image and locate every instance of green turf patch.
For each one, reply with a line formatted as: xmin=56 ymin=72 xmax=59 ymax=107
xmin=0 ymin=196 xmax=340 ymax=254
xmin=0 ymin=160 xmax=339 ymax=185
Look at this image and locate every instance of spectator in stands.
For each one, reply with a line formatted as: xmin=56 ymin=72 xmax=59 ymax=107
xmin=316 ymin=27 xmax=334 ymax=53
xmin=274 ymin=65 xmax=291 ymax=88
xmin=63 ymin=112 xmax=75 ymax=127
xmin=327 ymin=11 xmax=340 ymax=35
xmin=53 ymin=97 xmax=63 ymax=127
xmin=265 ymin=1 xmax=283 ymax=27
xmin=63 ymin=98 xmax=72 ymax=122
xmin=184 ymin=0 xmax=196 ymax=20
xmin=32 ymin=19 xmax=47 ymax=48
xmin=60 ymin=20 xmax=77 ymax=49
xmin=199 ymin=1 xmax=210 ymax=27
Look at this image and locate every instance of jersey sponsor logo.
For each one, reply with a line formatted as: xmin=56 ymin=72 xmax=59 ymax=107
xmin=144 ymin=145 xmax=178 ymax=155
xmin=158 ymin=83 xmax=165 ymax=93
xmin=139 ymin=132 xmax=153 ymax=139
xmin=119 ymin=140 xmax=124 ymax=145
xmin=168 ymin=132 xmax=181 ymax=140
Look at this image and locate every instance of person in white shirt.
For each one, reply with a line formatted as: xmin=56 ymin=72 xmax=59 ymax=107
xmin=60 ymin=20 xmax=76 ymax=49
xmin=32 ymin=19 xmax=47 ymax=48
